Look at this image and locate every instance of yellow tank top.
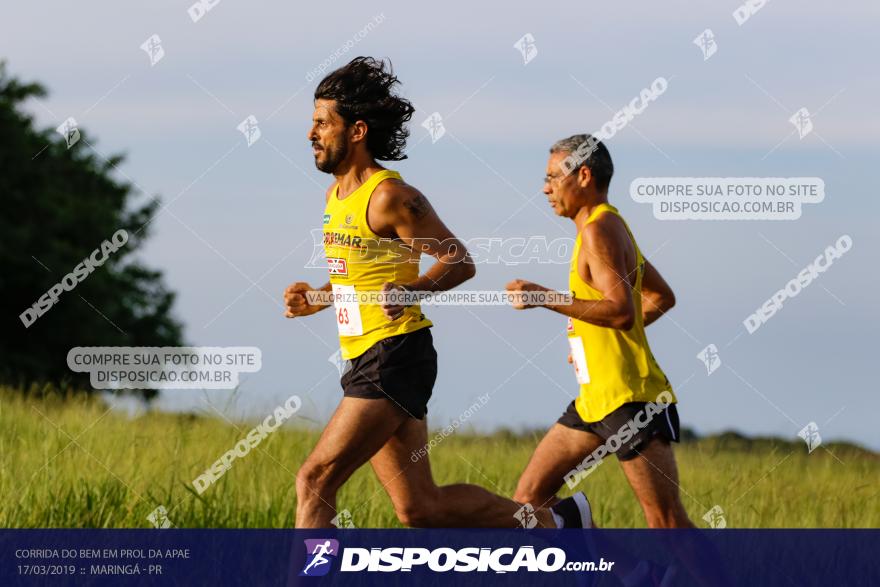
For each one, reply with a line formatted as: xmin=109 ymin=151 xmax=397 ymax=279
xmin=323 ymin=169 xmax=432 ymax=359
xmin=568 ymin=203 xmax=674 ymax=423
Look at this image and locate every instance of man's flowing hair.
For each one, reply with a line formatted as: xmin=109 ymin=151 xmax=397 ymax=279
xmin=315 ymin=56 xmax=415 ymax=161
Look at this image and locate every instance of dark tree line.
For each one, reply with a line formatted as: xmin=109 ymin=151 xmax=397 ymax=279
xmin=0 ymin=62 xmax=183 ymax=399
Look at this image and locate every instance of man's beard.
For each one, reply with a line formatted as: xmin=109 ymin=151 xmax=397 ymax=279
xmin=314 ymin=140 xmax=349 ymax=174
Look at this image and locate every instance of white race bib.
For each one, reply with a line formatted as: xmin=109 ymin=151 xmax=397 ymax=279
xmin=332 ymin=284 xmax=363 ymax=337
xmin=568 ymin=336 xmax=590 ymax=384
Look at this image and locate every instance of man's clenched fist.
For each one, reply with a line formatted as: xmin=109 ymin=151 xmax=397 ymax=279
xmin=284 ymin=282 xmax=322 ymax=318
xmin=380 ymin=282 xmax=409 ymax=321
xmin=505 ymin=279 xmax=549 ymax=310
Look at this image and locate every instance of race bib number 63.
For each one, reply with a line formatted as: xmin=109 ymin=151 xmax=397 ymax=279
xmin=332 ymin=284 xmax=363 ymax=337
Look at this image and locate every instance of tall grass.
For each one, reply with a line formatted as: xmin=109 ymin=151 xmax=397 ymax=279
xmin=1 ymin=389 xmax=876 ymax=528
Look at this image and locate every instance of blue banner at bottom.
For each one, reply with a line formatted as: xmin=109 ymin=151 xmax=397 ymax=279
xmin=1 ymin=529 xmax=877 ymax=586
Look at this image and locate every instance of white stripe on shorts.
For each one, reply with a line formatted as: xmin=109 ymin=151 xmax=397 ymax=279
xmin=665 ymin=407 xmax=677 ymax=441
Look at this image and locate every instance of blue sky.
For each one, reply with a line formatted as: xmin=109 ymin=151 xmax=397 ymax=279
xmin=4 ymin=1 xmax=879 ymax=449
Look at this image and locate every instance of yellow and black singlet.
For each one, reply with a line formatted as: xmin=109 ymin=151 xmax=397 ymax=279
xmin=322 ymin=169 xmax=432 ymax=360
xmin=566 ymin=203 xmax=674 ymax=423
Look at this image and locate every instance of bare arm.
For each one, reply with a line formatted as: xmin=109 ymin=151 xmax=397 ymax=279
xmin=507 ymin=217 xmax=636 ymax=330
xmin=641 ymin=260 xmax=675 ymax=326
xmin=370 ymin=181 xmax=475 ymax=293
xmin=283 ymin=183 xmax=338 ymax=318
xmin=368 ymin=181 xmax=475 ymax=320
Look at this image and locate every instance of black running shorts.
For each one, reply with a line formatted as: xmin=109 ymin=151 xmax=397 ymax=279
xmin=557 ymin=399 xmax=680 ymax=461
xmin=340 ymin=327 xmax=437 ymax=420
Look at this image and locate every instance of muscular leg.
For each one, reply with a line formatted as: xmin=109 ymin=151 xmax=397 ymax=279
xmin=620 ymin=438 xmax=733 ymax=586
xmin=369 ymin=417 xmax=557 ymax=528
xmin=618 ymin=437 xmax=694 ymax=528
xmin=295 ymin=397 xmax=408 ymax=528
xmin=512 ymin=423 xmax=668 ymax=581
xmin=513 ymin=423 xmax=605 ymax=509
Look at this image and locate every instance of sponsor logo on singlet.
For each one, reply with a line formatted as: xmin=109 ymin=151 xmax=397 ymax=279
xmin=327 ymin=257 xmax=348 ymax=276
xmin=338 ymin=213 xmax=358 ymax=229
xmin=323 ymin=232 xmax=365 ymax=251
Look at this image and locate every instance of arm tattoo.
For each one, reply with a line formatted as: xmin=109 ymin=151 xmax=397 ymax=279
xmin=403 ymin=193 xmax=430 ymax=220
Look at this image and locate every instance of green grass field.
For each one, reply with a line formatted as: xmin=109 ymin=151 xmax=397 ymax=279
xmin=1 ymin=389 xmax=877 ymax=528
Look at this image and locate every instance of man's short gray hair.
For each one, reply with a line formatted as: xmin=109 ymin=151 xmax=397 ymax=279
xmin=550 ymin=134 xmax=592 ymax=156
xmin=549 ymin=133 xmax=614 ymax=191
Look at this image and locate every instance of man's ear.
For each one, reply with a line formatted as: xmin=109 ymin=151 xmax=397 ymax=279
xmin=577 ymin=165 xmax=593 ymax=188
xmin=349 ymin=120 xmax=368 ymax=144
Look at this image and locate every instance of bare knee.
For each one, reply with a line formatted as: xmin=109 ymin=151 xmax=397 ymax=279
xmin=296 ymin=459 xmax=341 ymax=501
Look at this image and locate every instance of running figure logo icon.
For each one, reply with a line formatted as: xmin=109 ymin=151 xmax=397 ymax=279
xmin=789 ymin=107 xmax=813 ymax=139
xmin=696 ymin=344 xmax=721 ymax=375
xmin=421 ymin=112 xmax=446 ymax=143
xmin=300 ymin=539 xmax=339 ymax=576
xmin=140 ymin=34 xmax=165 ymax=66
xmin=513 ymin=33 xmax=538 ymax=65
xmin=514 ymin=503 xmax=538 ymax=528
xmin=702 ymin=505 xmax=727 ymax=529
xmin=693 ymin=29 xmax=717 ymax=61
xmin=237 ymin=115 xmax=261 ymax=147
xmin=798 ymin=422 xmax=822 ymax=453
xmin=56 ymin=117 xmax=80 ymax=149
